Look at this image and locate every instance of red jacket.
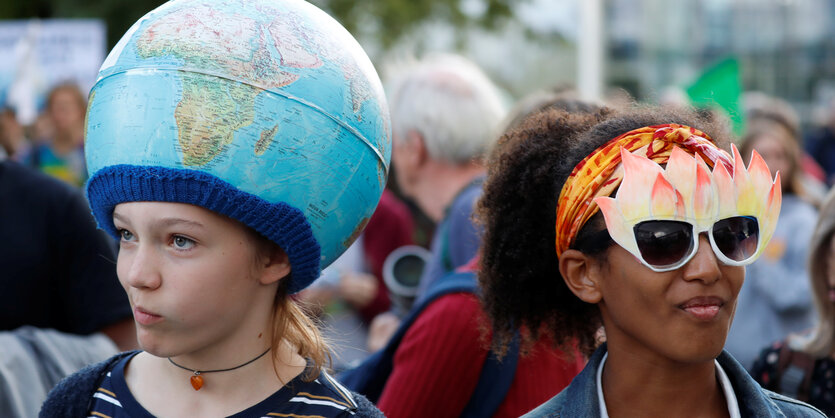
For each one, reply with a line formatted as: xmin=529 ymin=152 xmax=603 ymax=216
xmin=357 ymin=189 xmax=415 ymax=322
xmin=377 ymin=292 xmax=585 ymax=417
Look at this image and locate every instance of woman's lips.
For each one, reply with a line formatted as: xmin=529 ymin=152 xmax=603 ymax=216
xmin=134 ymin=306 xmax=163 ymax=325
xmin=678 ymin=296 xmax=725 ymax=321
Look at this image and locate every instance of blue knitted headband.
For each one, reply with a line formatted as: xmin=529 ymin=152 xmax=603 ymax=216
xmin=87 ymin=165 xmax=321 ymax=293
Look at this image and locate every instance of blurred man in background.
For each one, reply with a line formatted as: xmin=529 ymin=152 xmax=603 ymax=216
xmin=386 ymin=53 xmax=505 ymax=301
xmin=361 ymin=53 xmax=514 ymax=417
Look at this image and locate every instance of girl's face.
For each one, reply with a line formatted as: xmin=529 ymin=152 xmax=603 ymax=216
xmin=113 ymin=201 xmax=280 ymax=357
xmin=749 ymin=132 xmax=792 ymax=182
xmin=595 ymin=234 xmax=744 ymax=364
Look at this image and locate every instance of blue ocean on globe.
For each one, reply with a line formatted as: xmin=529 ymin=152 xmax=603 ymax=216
xmin=85 ymin=0 xmax=390 ymax=267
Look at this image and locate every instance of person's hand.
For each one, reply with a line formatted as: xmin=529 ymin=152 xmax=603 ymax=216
xmin=338 ymin=272 xmax=378 ymax=309
xmin=367 ymin=312 xmax=401 ymax=352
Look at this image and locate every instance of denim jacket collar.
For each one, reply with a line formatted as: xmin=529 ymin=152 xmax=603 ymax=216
xmin=523 ymin=343 xmax=824 ymax=418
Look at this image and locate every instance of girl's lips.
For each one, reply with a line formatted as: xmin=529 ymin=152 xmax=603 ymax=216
xmin=134 ymin=306 xmax=163 ymax=326
xmin=678 ymin=296 xmax=725 ymax=321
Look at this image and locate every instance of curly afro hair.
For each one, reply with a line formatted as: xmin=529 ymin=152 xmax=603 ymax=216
xmin=476 ymin=105 xmax=734 ymax=357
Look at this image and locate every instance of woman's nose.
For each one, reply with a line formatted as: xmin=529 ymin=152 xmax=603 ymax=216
xmin=682 ymin=234 xmax=721 ymax=284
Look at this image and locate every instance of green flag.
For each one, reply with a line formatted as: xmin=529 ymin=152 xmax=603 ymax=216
xmin=686 ymin=57 xmax=743 ymax=136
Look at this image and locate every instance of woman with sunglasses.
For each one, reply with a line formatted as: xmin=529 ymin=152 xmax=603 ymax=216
xmin=477 ymin=106 xmax=825 ymax=417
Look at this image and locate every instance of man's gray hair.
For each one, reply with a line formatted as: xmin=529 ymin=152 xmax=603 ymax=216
xmin=386 ymin=54 xmax=506 ymax=164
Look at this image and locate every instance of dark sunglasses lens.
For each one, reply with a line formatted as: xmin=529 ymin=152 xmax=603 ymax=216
xmin=634 ymin=220 xmax=694 ymax=267
xmin=712 ymin=216 xmax=759 ymax=262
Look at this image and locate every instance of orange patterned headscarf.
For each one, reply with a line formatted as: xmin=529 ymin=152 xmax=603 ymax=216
xmin=554 ymin=124 xmax=733 ymax=257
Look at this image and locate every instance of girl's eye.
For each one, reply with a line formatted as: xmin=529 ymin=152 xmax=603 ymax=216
xmin=172 ymin=235 xmax=195 ymax=250
xmin=119 ymin=229 xmax=134 ymax=241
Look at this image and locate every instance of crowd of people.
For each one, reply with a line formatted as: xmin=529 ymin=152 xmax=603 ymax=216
xmin=3 ymin=0 xmax=835 ymax=417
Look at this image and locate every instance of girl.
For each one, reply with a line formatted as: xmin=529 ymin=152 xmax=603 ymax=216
xmin=42 ymin=200 xmax=382 ymax=417
xmin=477 ymin=106 xmax=825 ymax=417
xmin=724 ymin=119 xmax=818 ymax=369
xmin=41 ymin=0 xmax=387 ymax=416
xmin=751 ymin=186 xmax=835 ymax=416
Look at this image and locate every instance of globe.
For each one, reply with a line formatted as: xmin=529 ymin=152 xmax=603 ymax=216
xmin=85 ymin=0 xmax=391 ymax=269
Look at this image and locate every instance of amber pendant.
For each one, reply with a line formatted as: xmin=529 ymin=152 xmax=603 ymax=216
xmin=190 ymin=374 xmax=204 ymax=391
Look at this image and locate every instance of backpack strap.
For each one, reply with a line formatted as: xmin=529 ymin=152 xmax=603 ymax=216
xmin=339 ymin=270 xmax=520 ymax=417
xmin=438 ymin=221 xmax=454 ymax=273
xmin=460 ymin=332 xmax=520 ymax=418
xmin=775 ymin=344 xmax=816 ymax=402
xmin=338 ymin=271 xmax=480 ymax=401
xmin=438 ymin=176 xmax=484 ymax=273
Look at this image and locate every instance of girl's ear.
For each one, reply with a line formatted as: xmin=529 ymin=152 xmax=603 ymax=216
xmin=258 ymin=246 xmax=291 ymax=285
xmin=559 ymin=249 xmax=603 ymax=304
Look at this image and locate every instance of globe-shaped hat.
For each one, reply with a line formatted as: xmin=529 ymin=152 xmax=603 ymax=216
xmin=85 ymin=0 xmax=391 ymax=293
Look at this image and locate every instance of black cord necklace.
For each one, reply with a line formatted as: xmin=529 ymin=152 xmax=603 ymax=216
xmin=168 ymin=347 xmax=271 ymax=391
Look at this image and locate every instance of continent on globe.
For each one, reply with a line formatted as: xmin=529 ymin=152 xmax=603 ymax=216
xmin=136 ymin=3 xmax=324 ymax=89
xmin=175 ymin=74 xmax=258 ymax=166
xmin=259 ymin=1 xmax=378 ymax=121
xmin=267 ymin=19 xmax=322 ymax=69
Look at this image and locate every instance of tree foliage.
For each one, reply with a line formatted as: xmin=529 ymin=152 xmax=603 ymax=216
xmin=311 ymin=0 xmax=515 ymax=48
xmin=1 ymin=0 xmax=517 ymax=50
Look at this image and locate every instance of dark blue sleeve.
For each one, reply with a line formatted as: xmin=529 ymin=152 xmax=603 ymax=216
xmin=445 ymin=185 xmax=482 ymax=269
xmin=40 ymin=353 xmax=129 ymax=418
xmin=414 ymin=182 xmax=483 ymax=302
xmin=56 ymin=189 xmax=131 ymax=335
xmin=351 ymin=391 xmax=386 ymax=418
xmin=0 ymin=162 xmax=130 ymax=334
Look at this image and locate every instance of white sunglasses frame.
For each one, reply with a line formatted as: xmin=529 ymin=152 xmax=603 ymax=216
xmin=624 ymin=215 xmax=762 ymax=272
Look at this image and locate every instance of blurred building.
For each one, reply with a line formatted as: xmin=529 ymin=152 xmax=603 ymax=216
xmin=607 ymin=0 xmax=834 ymax=123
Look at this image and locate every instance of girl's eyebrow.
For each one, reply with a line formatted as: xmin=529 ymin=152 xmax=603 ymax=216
xmin=153 ymin=217 xmax=206 ymax=230
xmin=112 ymin=212 xmax=205 ymax=231
xmin=112 ymin=211 xmax=129 ymax=225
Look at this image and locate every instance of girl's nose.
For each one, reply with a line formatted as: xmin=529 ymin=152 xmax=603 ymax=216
xmin=120 ymin=244 xmax=162 ymax=290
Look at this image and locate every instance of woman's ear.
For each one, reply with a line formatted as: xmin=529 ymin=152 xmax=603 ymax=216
xmin=559 ymin=249 xmax=603 ymax=304
xmin=258 ymin=246 xmax=292 ymax=285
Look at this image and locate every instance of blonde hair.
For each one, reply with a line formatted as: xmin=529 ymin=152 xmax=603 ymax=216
xmin=800 ymin=187 xmax=835 ymax=357
xmin=271 ymin=280 xmax=331 ymax=381
xmin=249 ymin=231 xmax=330 ymax=381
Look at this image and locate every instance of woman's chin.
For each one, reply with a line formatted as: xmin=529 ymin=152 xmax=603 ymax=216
xmin=669 ymin=338 xmax=727 ymax=364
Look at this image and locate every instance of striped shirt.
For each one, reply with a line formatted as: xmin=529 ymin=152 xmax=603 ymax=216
xmin=88 ymin=352 xmax=357 ymax=417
